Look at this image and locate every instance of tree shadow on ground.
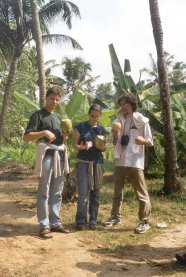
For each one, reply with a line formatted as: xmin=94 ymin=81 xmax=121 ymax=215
xmin=76 ymin=259 xmax=186 ymax=277
xmin=0 ymin=222 xmax=38 ymax=238
xmin=76 ymin=244 xmax=186 ymax=276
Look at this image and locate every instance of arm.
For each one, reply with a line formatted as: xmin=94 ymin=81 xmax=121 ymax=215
xmin=112 ymin=129 xmax=120 ymax=146
xmin=134 ymin=123 xmax=153 ymax=146
xmin=23 ymin=130 xmax=56 ymax=143
xmin=112 ymin=119 xmax=122 ymax=146
xmin=134 ymin=136 xmax=153 ymax=146
xmin=73 ymin=128 xmax=92 ymax=151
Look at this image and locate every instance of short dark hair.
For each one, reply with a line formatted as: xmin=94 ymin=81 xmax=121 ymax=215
xmin=88 ymin=104 xmax=102 ymax=115
xmin=46 ymin=86 xmax=65 ymax=98
xmin=117 ymin=94 xmax=138 ymax=112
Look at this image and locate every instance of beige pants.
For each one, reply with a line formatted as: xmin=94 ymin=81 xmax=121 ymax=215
xmin=111 ymin=166 xmax=151 ymax=222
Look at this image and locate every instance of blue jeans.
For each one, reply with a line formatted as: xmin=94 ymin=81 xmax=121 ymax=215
xmin=76 ymin=161 xmax=103 ymax=226
xmin=37 ymin=153 xmax=64 ymax=230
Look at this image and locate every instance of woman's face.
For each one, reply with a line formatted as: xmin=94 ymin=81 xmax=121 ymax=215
xmin=88 ymin=110 xmax=101 ymax=125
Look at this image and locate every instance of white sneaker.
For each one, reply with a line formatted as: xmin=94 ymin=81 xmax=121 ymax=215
xmin=103 ymin=216 xmax=122 ymax=227
xmin=135 ymin=221 xmax=150 ymax=234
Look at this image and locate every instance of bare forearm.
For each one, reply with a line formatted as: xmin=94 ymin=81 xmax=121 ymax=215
xmin=135 ymin=136 xmax=153 ymax=146
xmin=23 ymin=131 xmax=47 ymax=142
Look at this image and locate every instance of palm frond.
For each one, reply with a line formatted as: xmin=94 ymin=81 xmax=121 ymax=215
xmin=39 ymin=0 xmax=81 ymax=29
xmin=42 ymin=34 xmax=82 ymax=49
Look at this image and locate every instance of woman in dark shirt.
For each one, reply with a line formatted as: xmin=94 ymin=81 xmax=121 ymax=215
xmin=73 ymin=104 xmax=107 ymax=230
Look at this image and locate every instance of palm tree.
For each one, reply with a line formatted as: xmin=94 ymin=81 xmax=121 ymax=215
xmin=140 ymin=52 xmax=186 ymax=87
xmin=0 ymin=0 xmax=82 ymax=142
xmin=61 ymin=57 xmax=93 ymax=93
xmin=169 ymin=61 xmax=186 ymax=85
xmin=30 ymin=0 xmax=46 ymax=107
xmin=149 ymin=0 xmax=181 ymax=193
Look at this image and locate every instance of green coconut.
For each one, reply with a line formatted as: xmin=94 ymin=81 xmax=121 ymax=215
xmin=95 ymin=135 xmax=106 ymax=151
xmin=61 ymin=118 xmax=72 ymax=135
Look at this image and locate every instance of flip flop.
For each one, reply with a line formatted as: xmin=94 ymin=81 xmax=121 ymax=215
xmin=39 ymin=228 xmax=53 ymax=239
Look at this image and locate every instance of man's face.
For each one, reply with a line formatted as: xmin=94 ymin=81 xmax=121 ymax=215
xmin=45 ymin=94 xmax=61 ymax=112
xmin=119 ymin=100 xmax=133 ymax=117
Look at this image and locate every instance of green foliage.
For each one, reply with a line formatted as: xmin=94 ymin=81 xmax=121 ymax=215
xmin=0 ymin=143 xmax=35 ymax=165
xmin=95 ymin=82 xmax=115 ymax=106
xmin=14 ymin=46 xmax=38 ymax=101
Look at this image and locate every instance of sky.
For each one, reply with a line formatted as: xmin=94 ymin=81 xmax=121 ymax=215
xmin=44 ymin=0 xmax=186 ymax=85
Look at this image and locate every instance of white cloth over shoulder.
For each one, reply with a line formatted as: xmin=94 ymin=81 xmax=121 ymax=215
xmin=34 ymin=142 xmax=69 ymax=178
xmin=132 ymin=112 xmax=149 ymax=128
xmin=114 ymin=112 xmax=149 ymax=130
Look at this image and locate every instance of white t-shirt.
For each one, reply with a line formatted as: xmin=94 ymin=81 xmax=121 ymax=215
xmin=114 ymin=117 xmax=153 ymax=170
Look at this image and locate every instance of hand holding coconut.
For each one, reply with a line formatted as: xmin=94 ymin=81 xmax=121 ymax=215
xmin=134 ymin=136 xmax=148 ymax=145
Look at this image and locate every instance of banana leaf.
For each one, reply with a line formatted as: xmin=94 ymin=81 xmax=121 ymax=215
xmin=99 ymin=109 xmax=116 ymax=131
xmin=65 ymin=91 xmax=89 ymax=122
xmin=109 ymin=43 xmax=127 ymax=93
xmin=140 ymin=107 xmax=164 ymax=134
xmin=13 ymin=91 xmax=39 ymax=110
xmin=124 ymin=59 xmax=131 ymax=73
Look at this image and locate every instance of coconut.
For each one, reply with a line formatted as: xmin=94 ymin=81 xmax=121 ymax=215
xmin=95 ymin=135 xmax=105 ymax=150
xmin=61 ymin=118 xmax=72 ymax=135
xmin=112 ymin=121 xmax=121 ymax=131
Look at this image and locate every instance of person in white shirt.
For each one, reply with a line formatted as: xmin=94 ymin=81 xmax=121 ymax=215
xmin=103 ymin=93 xmax=153 ymax=234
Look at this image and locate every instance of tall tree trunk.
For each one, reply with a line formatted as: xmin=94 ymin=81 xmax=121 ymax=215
xmin=0 ymin=48 xmax=22 ymax=143
xmin=30 ymin=0 xmax=46 ymax=108
xmin=149 ymin=0 xmax=181 ymax=193
xmin=0 ymin=0 xmax=24 ymax=143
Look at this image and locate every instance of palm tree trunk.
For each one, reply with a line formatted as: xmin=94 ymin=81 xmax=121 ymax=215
xmin=30 ymin=0 xmax=46 ymax=108
xmin=149 ymin=0 xmax=181 ymax=193
xmin=0 ymin=49 xmax=22 ymax=143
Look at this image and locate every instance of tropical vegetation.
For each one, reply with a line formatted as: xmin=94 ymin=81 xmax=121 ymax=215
xmin=0 ymin=0 xmax=185 ymax=196
xmin=0 ymin=0 xmax=82 ymax=141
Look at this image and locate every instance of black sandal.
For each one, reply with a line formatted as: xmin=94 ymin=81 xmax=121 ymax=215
xmin=39 ymin=228 xmax=53 ymax=239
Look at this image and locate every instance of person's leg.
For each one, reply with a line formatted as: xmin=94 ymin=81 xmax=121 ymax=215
xmin=127 ymin=167 xmax=151 ymax=233
xmin=49 ymin=160 xmax=64 ymax=228
xmin=76 ymin=162 xmax=89 ymax=228
xmin=89 ymin=163 xmax=103 ymax=228
xmin=37 ymin=154 xmax=53 ymax=231
xmin=103 ymin=166 xmax=126 ymax=226
xmin=111 ymin=166 xmax=126 ymax=219
xmin=89 ymin=189 xmax=100 ymax=228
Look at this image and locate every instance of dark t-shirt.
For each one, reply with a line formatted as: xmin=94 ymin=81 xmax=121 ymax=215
xmin=76 ymin=121 xmax=107 ymax=162
xmin=25 ymin=108 xmax=63 ymax=145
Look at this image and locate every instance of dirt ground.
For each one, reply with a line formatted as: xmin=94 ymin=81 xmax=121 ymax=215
xmin=0 ymin=164 xmax=185 ymax=277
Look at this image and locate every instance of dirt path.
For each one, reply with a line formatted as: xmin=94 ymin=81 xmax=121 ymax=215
xmin=0 ymin=164 xmax=186 ymax=277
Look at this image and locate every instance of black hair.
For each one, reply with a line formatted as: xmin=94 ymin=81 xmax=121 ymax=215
xmin=88 ymin=104 xmax=102 ymax=115
xmin=46 ymin=86 xmax=65 ymax=98
xmin=117 ymin=93 xmax=138 ymax=112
